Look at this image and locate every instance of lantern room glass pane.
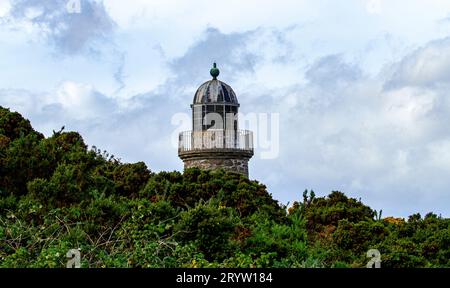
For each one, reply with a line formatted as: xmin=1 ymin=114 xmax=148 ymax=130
xmin=193 ymin=105 xmax=203 ymax=131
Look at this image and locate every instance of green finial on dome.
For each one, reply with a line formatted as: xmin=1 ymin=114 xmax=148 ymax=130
xmin=210 ymin=62 xmax=220 ymax=79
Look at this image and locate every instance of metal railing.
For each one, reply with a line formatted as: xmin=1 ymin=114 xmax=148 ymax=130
xmin=178 ymin=130 xmax=253 ymax=152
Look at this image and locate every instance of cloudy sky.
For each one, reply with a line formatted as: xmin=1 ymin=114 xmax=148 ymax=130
xmin=1 ymin=0 xmax=450 ymax=217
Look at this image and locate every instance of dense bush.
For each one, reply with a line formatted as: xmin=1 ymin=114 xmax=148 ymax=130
xmin=0 ymin=106 xmax=449 ymax=268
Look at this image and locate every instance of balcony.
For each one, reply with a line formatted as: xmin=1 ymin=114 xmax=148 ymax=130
xmin=178 ymin=130 xmax=254 ymax=154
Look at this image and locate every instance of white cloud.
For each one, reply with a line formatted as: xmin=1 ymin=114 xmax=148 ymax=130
xmin=4 ymin=0 xmax=116 ymax=54
xmin=2 ymin=0 xmax=450 ymax=217
xmin=386 ymin=37 xmax=450 ymax=88
xmin=427 ymin=139 xmax=450 ymax=171
xmin=55 ymin=81 xmax=116 ymax=120
xmin=0 ymin=0 xmax=11 ymax=17
xmin=381 ymin=87 xmax=436 ymax=137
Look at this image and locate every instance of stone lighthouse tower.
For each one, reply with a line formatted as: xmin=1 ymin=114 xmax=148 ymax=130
xmin=178 ymin=63 xmax=254 ymax=176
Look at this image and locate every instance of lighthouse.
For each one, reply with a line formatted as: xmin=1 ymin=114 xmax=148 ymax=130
xmin=178 ymin=63 xmax=254 ymax=176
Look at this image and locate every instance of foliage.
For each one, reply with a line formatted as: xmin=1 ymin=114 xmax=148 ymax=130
xmin=0 ymin=106 xmax=449 ymax=268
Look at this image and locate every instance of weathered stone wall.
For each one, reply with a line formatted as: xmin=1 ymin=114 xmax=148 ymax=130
xmin=183 ymin=157 xmax=249 ymax=176
xmin=179 ymin=149 xmax=253 ymax=177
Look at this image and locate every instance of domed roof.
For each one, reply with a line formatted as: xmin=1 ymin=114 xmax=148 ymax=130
xmin=193 ymin=63 xmax=239 ymax=105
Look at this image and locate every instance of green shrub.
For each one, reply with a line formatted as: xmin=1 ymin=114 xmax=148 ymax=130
xmin=174 ymin=200 xmax=238 ymax=260
xmin=1 ymin=106 xmax=449 ymax=268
